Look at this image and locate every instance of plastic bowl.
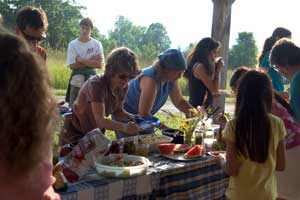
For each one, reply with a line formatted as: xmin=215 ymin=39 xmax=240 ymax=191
xmin=95 ymin=154 xmax=150 ymax=178
xmin=138 ymin=134 xmax=173 ymax=153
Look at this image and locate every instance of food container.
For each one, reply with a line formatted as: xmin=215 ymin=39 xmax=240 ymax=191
xmin=135 ymin=143 xmax=150 ymax=157
xmin=137 ymin=134 xmax=173 ymax=153
xmin=94 ymin=154 xmax=150 ymax=178
xmin=161 ymin=128 xmax=184 ymax=144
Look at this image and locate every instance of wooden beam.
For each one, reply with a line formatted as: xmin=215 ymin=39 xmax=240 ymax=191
xmin=211 ymin=0 xmax=235 ymax=117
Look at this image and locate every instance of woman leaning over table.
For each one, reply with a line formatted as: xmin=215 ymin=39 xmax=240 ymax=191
xmin=184 ymin=37 xmax=223 ymax=108
xmin=123 ymin=49 xmax=194 ymax=138
xmin=0 ymin=33 xmax=59 ymax=199
xmin=60 ymin=47 xmax=143 ymax=145
xmin=270 ymin=38 xmax=300 ymax=200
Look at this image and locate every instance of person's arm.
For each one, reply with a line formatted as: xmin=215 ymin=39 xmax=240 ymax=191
xmin=276 ymin=139 xmax=286 ymax=171
xmin=169 ymin=80 xmax=193 ymax=116
xmin=76 ymin=54 xmax=103 ymax=69
xmin=193 ymin=63 xmax=220 ymax=94
xmin=224 ymin=139 xmax=240 ymax=176
xmin=259 ymin=52 xmax=270 ymax=73
xmin=138 ymin=76 xmax=157 ymax=117
xmin=113 ymin=97 xmax=134 ymax=121
xmin=91 ymin=102 xmax=142 ymax=135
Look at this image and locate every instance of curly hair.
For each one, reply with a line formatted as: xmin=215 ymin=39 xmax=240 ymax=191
xmin=270 ymin=38 xmax=300 ymax=66
xmin=104 ymin=47 xmax=139 ymax=77
xmin=0 ymin=33 xmax=56 ymax=176
xmin=16 ymin=6 xmax=48 ymax=32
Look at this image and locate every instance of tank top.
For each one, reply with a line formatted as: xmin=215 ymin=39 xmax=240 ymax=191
xmin=124 ymin=66 xmax=173 ymax=115
xmin=187 ymin=64 xmax=212 ymax=108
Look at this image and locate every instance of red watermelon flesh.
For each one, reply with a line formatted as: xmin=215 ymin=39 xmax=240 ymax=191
xmin=158 ymin=143 xmax=176 ymax=155
xmin=184 ymin=145 xmax=204 ymax=157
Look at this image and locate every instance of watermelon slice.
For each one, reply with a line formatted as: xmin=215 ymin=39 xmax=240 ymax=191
xmin=158 ymin=143 xmax=176 ymax=155
xmin=173 ymin=144 xmax=191 ymax=153
xmin=184 ymin=145 xmax=205 ymax=158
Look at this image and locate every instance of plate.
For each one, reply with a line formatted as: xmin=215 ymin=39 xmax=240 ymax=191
xmin=134 ymin=116 xmax=160 ymax=130
xmin=207 ymin=151 xmax=226 ymax=157
xmin=160 ymin=153 xmax=207 ymax=161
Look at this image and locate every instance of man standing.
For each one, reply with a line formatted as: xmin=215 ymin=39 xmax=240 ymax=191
xmin=15 ymin=6 xmax=48 ymax=60
xmin=65 ymin=17 xmax=104 ymax=107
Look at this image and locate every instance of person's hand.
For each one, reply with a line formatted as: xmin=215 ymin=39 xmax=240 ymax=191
xmin=75 ymin=55 xmax=83 ymax=63
xmin=216 ymin=112 xmax=228 ymax=130
xmin=278 ymin=91 xmax=290 ymax=103
xmin=215 ymin=57 xmax=224 ymax=72
xmin=124 ymin=121 xmax=143 ymax=135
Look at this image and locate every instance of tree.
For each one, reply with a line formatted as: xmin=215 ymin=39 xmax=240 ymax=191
xmin=229 ymin=32 xmax=258 ymax=69
xmin=108 ymin=16 xmax=171 ymax=66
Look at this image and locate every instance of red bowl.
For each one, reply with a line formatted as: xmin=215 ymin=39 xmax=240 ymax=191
xmin=158 ymin=143 xmax=176 ymax=155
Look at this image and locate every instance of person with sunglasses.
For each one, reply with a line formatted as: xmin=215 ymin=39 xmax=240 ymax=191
xmin=15 ymin=6 xmax=48 ymax=60
xmin=60 ymin=47 xmax=143 ymax=145
xmin=122 ymin=49 xmax=194 ymax=137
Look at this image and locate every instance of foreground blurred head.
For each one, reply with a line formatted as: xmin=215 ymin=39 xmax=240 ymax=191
xmin=0 ymin=33 xmax=56 ymax=176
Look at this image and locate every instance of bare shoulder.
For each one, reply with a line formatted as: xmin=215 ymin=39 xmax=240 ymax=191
xmin=193 ymin=63 xmax=208 ymax=78
xmin=140 ymin=76 xmax=157 ymax=87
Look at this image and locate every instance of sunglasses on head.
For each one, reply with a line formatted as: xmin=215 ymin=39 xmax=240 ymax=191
xmin=21 ymin=31 xmax=46 ymax=42
xmin=118 ymin=74 xmax=136 ymax=80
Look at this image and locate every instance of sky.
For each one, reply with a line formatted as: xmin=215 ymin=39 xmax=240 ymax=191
xmin=79 ymin=0 xmax=300 ymax=50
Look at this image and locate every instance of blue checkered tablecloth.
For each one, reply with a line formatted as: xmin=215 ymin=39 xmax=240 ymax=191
xmin=59 ymin=155 xmax=228 ymax=200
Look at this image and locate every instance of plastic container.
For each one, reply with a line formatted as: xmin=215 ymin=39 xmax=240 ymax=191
xmin=137 ymin=134 xmax=173 ymax=153
xmin=94 ymin=154 xmax=150 ymax=178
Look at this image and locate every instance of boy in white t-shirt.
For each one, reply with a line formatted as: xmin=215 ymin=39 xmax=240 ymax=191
xmin=66 ymin=17 xmax=104 ymax=107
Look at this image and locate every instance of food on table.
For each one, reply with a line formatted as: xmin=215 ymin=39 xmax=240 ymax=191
xmin=158 ymin=143 xmax=176 ymax=155
xmin=184 ymin=145 xmax=205 ymax=158
xmin=95 ymin=154 xmax=149 ymax=178
xmin=134 ymin=143 xmax=149 ymax=157
xmin=138 ymin=134 xmax=171 ymax=144
xmin=173 ymin=144 xmax=191 ymax=153
xmin=123 ymin=140 xmax=136 ymax=154
xmin=101 ymin=155 xmax=144 ymax=167
xmin=211 ymin=151 xmax=220 ymax=156
xmin=61 ymin=129 xmax=111 ymax=183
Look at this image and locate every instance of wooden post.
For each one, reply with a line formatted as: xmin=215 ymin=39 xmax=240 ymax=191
xmin=211 ymin=0 xmax=235 ymax=117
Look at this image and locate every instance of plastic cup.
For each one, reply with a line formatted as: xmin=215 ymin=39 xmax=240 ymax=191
xmin=135 ymin=143 xmax=150 ymax=157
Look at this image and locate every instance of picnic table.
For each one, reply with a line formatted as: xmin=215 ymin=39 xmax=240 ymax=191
xmin=59 ymin=154 xmax=228 ymax=200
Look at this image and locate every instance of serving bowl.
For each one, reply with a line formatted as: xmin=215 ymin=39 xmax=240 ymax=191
xmin=95 ymin=154 xmax=150 ymax=178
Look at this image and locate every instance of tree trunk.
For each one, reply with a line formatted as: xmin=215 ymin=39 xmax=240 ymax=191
xmin=211 ymin=0 xmax=235 ymax=119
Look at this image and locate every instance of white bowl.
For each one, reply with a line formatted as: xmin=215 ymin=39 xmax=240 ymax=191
xmin=94 ymin=154 xmax=150 ymax=178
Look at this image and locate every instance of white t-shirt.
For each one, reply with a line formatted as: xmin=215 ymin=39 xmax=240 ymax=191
xmin=66 ymin=37 xmax=104 ymax=67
